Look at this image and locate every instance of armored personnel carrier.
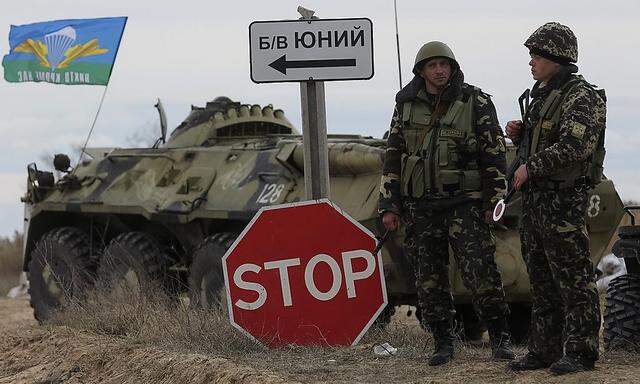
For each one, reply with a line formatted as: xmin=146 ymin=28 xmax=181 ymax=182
xmin=21 ymin=97 xmax=624 ymax=341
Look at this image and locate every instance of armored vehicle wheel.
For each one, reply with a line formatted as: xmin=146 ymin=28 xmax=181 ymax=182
xmin=98 ymin=232 xmax=171 ymax=297
xmin=28 ymin=227 xmax=96 ymax=322
xmin=189 ymin=233 xmax=236 ymax=309
xmin=618 ymin=226 xmax=640 ymax=239
xmin=604 ymin=273 xmax=640 ymax=351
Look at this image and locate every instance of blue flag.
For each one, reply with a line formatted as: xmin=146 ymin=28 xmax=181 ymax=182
xmin=2 ymin=16 xmax=127 ymax=86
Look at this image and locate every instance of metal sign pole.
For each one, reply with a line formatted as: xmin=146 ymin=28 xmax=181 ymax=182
xmin=300 ymin=80 xmax=330 ymax=199
xmin=298 ymin=7 xmax=330 ymax=200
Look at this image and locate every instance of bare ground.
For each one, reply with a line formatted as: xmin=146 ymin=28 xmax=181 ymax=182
xmin=2 ymin=298 xmax=640 ymax=383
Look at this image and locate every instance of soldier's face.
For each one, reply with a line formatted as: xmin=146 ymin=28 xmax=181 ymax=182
xmin=419 ymin=58 xmax=452 ymax=90
xmin=529 ymin=54 xmax=561 ymax=83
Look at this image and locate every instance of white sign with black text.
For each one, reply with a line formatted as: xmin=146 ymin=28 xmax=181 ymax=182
xmin=249 ymin=18 xmax=373 ymax=83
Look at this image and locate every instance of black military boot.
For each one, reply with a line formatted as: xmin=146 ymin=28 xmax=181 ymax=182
xmin=486 ymin=317 xmax=515 ymax=360
xmin=549 ymin=353 xmax=595 ymax=375
xmin=428 ymin=320 xmax=455 ymax=366
xmin=507 ymin=351 xmax=551 ymax=371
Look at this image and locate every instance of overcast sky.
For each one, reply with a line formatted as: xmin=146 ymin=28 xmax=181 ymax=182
xmin=1 ymin=0 xmax=639 ymax=236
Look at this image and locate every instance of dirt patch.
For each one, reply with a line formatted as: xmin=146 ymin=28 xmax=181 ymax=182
xmin=0 ymin=298 xmax=292 ymax=384
xmin=2 ymin=298 xmax=640 ymax=383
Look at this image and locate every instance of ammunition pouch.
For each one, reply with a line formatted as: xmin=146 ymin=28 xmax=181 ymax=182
xmin=401 ymin=154 xmax=424 ymax=197
xmin=401 ymin=153 xmax=482 ymax=198
xmin=438 ymin=169 xmax=482 ymax=194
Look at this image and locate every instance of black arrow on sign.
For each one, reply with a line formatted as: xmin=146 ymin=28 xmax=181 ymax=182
xmin=268 ymin=54 xmax=357 ymax=75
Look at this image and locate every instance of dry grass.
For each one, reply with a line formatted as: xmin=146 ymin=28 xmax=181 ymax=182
xmin=48 ymin=285 xmax=473 ymax=382
xmin=0 ymin=231 xmax=23 ymax=296
xmin=28 ymin=285 xmax=640 ymax=383
xmin=49 ymin=285 xmax=262 ymax=356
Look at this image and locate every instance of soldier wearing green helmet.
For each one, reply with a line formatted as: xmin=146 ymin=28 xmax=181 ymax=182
xmin=506 ymin=22 xmax=606 ymax=375
xmin=378 ymin=41 xmax=514 ymax=366
xmin=411 ymin=41 xmax=457 ymax=75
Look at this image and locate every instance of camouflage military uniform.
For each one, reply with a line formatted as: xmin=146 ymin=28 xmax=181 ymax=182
xmin=379 ymin=68 xmax=510 ymax=328
xmin=514 ymin=22 xmax=606 ymax=368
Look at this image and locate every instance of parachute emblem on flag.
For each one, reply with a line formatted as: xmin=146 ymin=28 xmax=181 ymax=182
xmin=44 ymin=26 xmax=76 ymax=70
xmin=14 ymin=26 xmax=109 ymax=71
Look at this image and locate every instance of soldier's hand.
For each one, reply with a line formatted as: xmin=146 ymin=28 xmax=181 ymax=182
xmin=513 ymin=164 xmax=529 ymax=190
xmin=484 ymin=210 xmax=493 ymax=224
xmin=382 ymin=211 xmax=400 ymax=232
xmin=505 ymin=120 xmax=523 ymax=141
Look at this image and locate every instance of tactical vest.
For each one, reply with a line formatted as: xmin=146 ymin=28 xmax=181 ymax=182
xmin=399 ymin=87 xmax=481 ymax=199
xmin=527 ymin=76 xmax=606 ymax=189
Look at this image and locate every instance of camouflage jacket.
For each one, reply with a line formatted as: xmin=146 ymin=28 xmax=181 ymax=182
xmin=378 ymin=71 xmax=507 ymax=215
xmin=523 ymin=66 xmax=606 ymax=179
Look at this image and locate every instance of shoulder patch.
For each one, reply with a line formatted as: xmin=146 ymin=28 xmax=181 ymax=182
xmin=571 ymin=122 xmax=586 ymax=140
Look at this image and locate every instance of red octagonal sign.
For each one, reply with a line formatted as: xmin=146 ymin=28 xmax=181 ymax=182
xmin=222 ymin=199 xmax=387 ymax=347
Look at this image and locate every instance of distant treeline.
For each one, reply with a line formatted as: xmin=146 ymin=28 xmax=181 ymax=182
xmin=0 ymin=231 xmax=22 ymax=295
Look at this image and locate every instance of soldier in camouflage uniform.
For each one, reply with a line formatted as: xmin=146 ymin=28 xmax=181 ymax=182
xmin=505 ymin=22 xmax=606 ymax=375
xmin=379 ymin=41 xmax=514 ymax=366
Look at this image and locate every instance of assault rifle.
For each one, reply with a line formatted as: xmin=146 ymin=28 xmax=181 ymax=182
xmin=493 ymin=89 xmax=531 ymax=222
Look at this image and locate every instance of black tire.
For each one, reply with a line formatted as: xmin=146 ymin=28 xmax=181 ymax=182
xmin=189 ymin=233 xmax=236 ymax=309
xmin=604 ymin=273 xmax=640 ymax=351
xmin=28 ymin=227 xmax=96 ymax=322
xmin=508 ymin=303 xmax=531 ymax=344
xmin=98 ymin=232 xmax=172 ymax=297
xmin=618 ymin=226 xmax=640 ymax=240
xmin=612 ymin=239 xmax=640 ymax=259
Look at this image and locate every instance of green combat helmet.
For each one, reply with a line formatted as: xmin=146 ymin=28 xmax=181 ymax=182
xmin=412 ymin=41 xmax=459 ymax=75
xmin=524 ymin=22 xmax=578 ymax=63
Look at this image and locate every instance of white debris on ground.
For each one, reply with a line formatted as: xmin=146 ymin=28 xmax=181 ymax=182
xmin=596 ymin=254 xmax=627 ymax=293
xmin=7 ymin=272 xmax=29 ymax=299
xmin=373 ymin=342 xmax=398 ymax=356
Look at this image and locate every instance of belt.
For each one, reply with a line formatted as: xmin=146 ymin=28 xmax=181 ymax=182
xmin=530 ymin=176 xmax=589 ymax=191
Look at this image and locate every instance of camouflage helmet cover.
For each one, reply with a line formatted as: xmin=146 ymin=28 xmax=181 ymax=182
xmin=412 ymin=41 xmax=459 ymax=75
xmin=524 ymin=22 xmax=578 ymax=63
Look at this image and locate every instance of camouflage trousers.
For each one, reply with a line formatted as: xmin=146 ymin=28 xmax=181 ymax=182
xmin=521 ymin=187 xmax=600 ymax=363
xmin=402 ymin=199 xmax=509 ymax=326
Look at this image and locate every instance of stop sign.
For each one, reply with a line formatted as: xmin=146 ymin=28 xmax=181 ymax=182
xmin=222 ymin=199 xmax=387 ymax=347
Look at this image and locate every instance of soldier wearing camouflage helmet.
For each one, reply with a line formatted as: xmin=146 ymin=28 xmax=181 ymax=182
xmin=378 ymin=41 xmax=514 ymax=366
xmin=506 ymin=22 xmax=606 ymax=375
